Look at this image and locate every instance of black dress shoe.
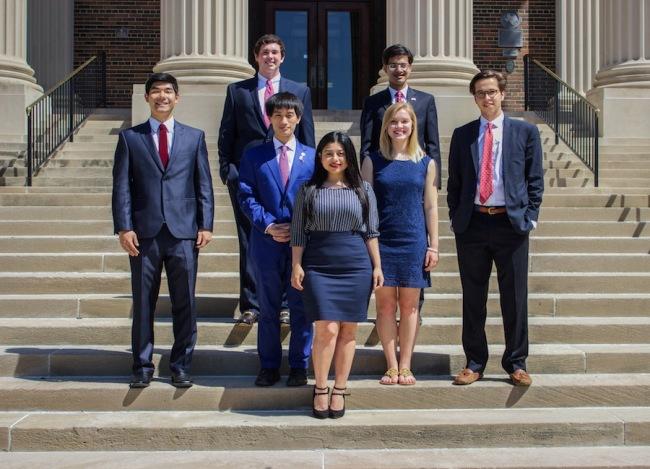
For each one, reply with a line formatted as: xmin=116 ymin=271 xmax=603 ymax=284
xmin=279 ymin=309 xmax=290 ymax=325
xmin=236 ymin=310 xmax=258 ymax=325
xmin=286 ymin=367 xmax=308 ymax=387
xmin=129 ymin=371 xmax=153 ymax=388
xmin=171 ymin=370 xmax=193 ymax=388
xmin=255 ymin=368 xmax=281 ymax=387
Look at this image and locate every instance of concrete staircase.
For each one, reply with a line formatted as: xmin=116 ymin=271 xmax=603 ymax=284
xmin=0 ymin=109 xmax=650 ymax=467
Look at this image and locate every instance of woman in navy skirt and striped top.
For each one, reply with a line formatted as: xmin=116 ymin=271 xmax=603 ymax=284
xmin=291 ymin=131 xmax=383 ymax=419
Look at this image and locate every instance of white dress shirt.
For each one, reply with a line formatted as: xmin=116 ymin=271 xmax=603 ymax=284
xmin=257 ymin=73 xmax=281 ymax=116
xmin=148 ymin=116 xmax=174 ymax=154
xmin=474 ymin=113 xmax=505 ymax=207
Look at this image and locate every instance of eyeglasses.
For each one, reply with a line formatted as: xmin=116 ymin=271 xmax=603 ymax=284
xmin=387 ymin=62 xmax=410 ymax=71
xmin=474 ymin=89 xmax=500 ymax=99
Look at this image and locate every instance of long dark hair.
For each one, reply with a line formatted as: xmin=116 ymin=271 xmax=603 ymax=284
xmin=303 ymin=131 xmax=370 ymax=226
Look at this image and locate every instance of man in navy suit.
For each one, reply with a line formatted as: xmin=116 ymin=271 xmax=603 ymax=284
xmin=218 ymin=34 xmax=315 ymax=326
xmin=112 ymin=73 xmax=214 ymax=389
xmin=238 ymin=92 xmax=315 ymax=387
xmin=360 ymin=44 xmax=441 ymax=188
xmin=447 ymin=70 xmax=544 ymax=387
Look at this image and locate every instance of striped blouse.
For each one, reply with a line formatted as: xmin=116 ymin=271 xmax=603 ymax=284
xmin=291 ymin=181 xmax=380 ymax=247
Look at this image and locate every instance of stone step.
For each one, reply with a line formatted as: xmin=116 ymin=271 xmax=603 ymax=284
xmin=2 ymin=343 xmax=648 ymax=377
xmin=0 ymin=192 xmax=230 ymax=206
xmin=2 ymin=407 xmax=649 ymax=451
xmin=2 ymin=446 xmax=650 ymax=468
xmin=2 ymin=292 xmax=649 ymax=319
xmin=1 ymin=374 xmax=650 ymax=412
xmin=1 ymin=316 xmax=650 ymax=346
xmin=0 ymin=252 xmax=647 ymax=274
xmin=34 ymin=167 xmax=224 ymax=178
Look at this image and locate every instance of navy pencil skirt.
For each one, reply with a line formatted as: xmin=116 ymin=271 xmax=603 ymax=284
xmin=302 ymin=231 xmax=373 ymax=323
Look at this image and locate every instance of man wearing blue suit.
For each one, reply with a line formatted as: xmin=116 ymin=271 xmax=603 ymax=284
xmin=218 ymin=34 xmax=315 ymax=326
xmin=112 ymin=73 xmax=214 ymax=389
xmin=238 ymin=92 xmax=315 ymax=387
xmin=447 ymin=70 xmax=544 ymax=387
xmin=360 ymin=44 xmax=441 ymax=188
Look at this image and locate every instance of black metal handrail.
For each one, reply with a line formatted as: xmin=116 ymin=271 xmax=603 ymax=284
xmin=524 ymin=55 xmax=599 ymax=187
xmin=25 ymin=52 xmax=106 ymax=186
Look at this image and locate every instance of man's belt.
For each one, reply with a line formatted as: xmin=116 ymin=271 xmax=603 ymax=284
xmin=474 ymin=205 xmax=507 ymax=215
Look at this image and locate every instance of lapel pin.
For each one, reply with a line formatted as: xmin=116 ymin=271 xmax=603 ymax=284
xmin=299 ymin=151 xmax=305 ymax=162
xmin=410 ymin=97 xmax=416 ymax=101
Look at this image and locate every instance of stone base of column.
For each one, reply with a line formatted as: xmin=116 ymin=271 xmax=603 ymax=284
xmin=0 ymin=81 xmax=43 ymax=140
xmin=132 ymin=83 xmax=232 ymax=138
xmin=586 ymin=86 xmax=650 ymax=138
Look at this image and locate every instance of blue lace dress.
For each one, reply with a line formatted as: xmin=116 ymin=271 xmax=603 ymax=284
xmin=369 ymin=151 xmax=431 ymax=288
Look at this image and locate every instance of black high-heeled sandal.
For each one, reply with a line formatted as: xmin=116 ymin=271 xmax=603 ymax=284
xmin=312 ymin=385 xmax=330 ymax=419
xmin=329 ymin=386 xmax=349 ymax=419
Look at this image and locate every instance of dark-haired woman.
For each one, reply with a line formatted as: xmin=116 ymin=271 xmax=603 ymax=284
xmin=291 ymin=131 xmax=383 ymax=419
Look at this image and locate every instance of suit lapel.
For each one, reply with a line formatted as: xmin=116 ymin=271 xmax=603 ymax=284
xmin=248 ymin=79 xmax=267 ymax=130
xmin=470 ymin=119 xmax=481 ymax=177
xmin=166 ymin=121 xmax=184 ymax=171
xmin=263 ymin=142 xmax=284 ymax=193
xmin=406 ymin=88 xmax=418 ymax=105
xmin=501 ymin=115 xmax=512 ymax=182
xmin=287 ymin=142 xmax=308 ymax=194
xmin=380 ymin=88 xmax=392 ymax=112
xmin=140 ymin=123 xmax=164 ymax=173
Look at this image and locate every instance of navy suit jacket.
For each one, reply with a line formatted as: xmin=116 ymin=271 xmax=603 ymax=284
xmin=360 ymin=87 xmax=441 ymax=170
xmin=238 ymin=140 xmax=315 ymax=235
xmin=112 ymin=120 xmax=215 ymax=239
xmin=446 ymin=115 xmax=544 ymax=235
xmin=218 ymin=76 xmax=315 ymax=185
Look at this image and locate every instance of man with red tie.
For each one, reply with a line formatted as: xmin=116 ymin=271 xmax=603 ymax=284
xmin=218 ymin=34 xmax=315 ymax=326
xmin=447 ymin=70 xmax=544 ymax=387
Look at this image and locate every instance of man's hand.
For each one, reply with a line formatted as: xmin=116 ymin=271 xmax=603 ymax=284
xmin=119 ymin=230 xmax=139 ymax=256
xmin=267 ymin=223 xmax=291 ymax=243
xmin=196 ymin=229 xmax=213 ymax=249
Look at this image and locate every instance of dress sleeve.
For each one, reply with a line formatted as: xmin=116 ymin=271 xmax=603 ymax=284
xmin=290 ymin=184 xmax=308 ymax=247
xmin=364 ymin=181 xmax=380 ymax=240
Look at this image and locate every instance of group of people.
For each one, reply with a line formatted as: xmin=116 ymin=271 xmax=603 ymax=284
xmin=112 ymin=34 xmax=544 ymax=420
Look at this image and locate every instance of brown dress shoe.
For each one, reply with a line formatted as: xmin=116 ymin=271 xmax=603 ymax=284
xmin=510 ymin=369 xmax=532 ymax=386
xmin=452 ymin=368 xmax=483 ymax=385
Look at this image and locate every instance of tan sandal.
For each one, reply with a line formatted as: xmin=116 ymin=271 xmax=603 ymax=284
xmin=380 ymin=367 xmax=398 ymax=385
xmin=398 ymin=368 xmax=416 ymax=385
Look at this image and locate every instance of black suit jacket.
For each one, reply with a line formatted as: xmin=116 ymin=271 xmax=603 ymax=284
xmin=217 ymin=76 xmax=315 ymax=184
xmin=446 ymin=115 xmax=544 ymax=235
xmin=360 ymin=87 xmax=441 ymax=183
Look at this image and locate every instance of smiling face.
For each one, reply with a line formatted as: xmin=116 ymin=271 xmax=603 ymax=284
xmin=383 ymin=54 xmax=411 ymax=90
xmin=320 ymin=142 xmax=348 ymax=177
xmin=145 ymin=81 xmax=179 ymax=121
xmin=387 ymin=108 xmax=413 ymax=143
xmin=255 ymin=42 xmax=284 ymax=80
xmin=270 ymin=107 xmax=301 ymax=143
xmin=473 ymin=77 xmax=505 ymax=120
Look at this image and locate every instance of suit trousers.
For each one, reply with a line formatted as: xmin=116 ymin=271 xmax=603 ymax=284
xmin=129 ymin=225 xmax=198 ymax=374
xmin=454 ymin=211 xmax=529 ymax=374
xmin=249 ymin=232 xmax=313 ymax=370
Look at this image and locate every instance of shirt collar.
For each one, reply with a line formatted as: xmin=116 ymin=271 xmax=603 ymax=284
xmin=273 ymin=136 xmax=296 ymax=152
xmin=388 ymin=86 xmax=409 ymax=100
xmin=258 ymin=73 xmax=281 ymax=88
xmin=479 ymin=112 xmax=504 ymax=130
xmin=149 ymin=116 xmax=175 ymax=133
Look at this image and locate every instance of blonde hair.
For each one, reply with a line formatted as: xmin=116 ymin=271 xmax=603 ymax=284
xmin=379 ymin=102 xmax=425 ymax=162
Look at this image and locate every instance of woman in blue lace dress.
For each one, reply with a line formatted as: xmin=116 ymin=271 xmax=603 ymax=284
xmin=361 ymin=102 xmax=439 ymax=385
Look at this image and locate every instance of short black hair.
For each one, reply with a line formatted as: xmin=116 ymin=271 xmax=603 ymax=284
xmin=382 ymin=44 xmax=414 ymax=65
xmin=145 ymin=73 xmax=179 ymax=95
xmin=469 ymin=70 xmax=507 ymax=94
xmin=253 ymin=34 xmax=286 ymax=58
xmin=265 ymin=92 xmax=304 ymax=118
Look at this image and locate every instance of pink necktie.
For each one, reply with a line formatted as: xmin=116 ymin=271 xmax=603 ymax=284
xmin=263 ymin=79 xmax=274 ymax=128
xmin=479 ymin=123 xmax=494 ymax=204
xmin=395 ymin=90 xmax=405 ymax=103
xmin=279 ymin=145 xmax=289 ymax=188
xmin=158 ymin=123 xmax=169 ymax=169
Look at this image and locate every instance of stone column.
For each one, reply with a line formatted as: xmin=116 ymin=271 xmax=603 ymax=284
xmin=133 ymin=0 xmax=254 ymax=136
xmin=586 ymin=0 xmax=650 ymax=137
xmin=556 ymin=0 xmax=600 ymax=96
xmin=0 ymin=0 xmax=43 ymax=140
xmin=374 ymin=0 xmax=480 ymax=135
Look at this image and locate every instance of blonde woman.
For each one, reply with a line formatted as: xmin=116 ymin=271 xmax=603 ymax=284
xmin=361 ymin=102 xmax=439 ymax=385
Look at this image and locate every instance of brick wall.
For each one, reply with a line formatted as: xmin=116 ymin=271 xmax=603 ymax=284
xmin=74 ymin=0 xmax=160 ymax=108
xmin=473 ymin=0 xmax=555 ymax=111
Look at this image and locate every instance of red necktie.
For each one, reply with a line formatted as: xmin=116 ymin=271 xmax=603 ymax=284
xmin=395 ymin=90 xmax=405 ymax=103
xmin=279 ymin=145 xmax=289 ymax=187
xmin=158 ymin=123 xmax=169 ymax=169
xmin=263 ymin=79 xmax=274 ymax=128
xmin=479 ymin=122 xmax=493 ymax=204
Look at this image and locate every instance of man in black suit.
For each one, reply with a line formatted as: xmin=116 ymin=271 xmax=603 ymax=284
xmin=447 ymin=70 xmax=544 ymax=387
xmin=218 ymin=34 xmax=315 ymax=325
xmin=360 ymin=44 xmax=441 ymax=188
